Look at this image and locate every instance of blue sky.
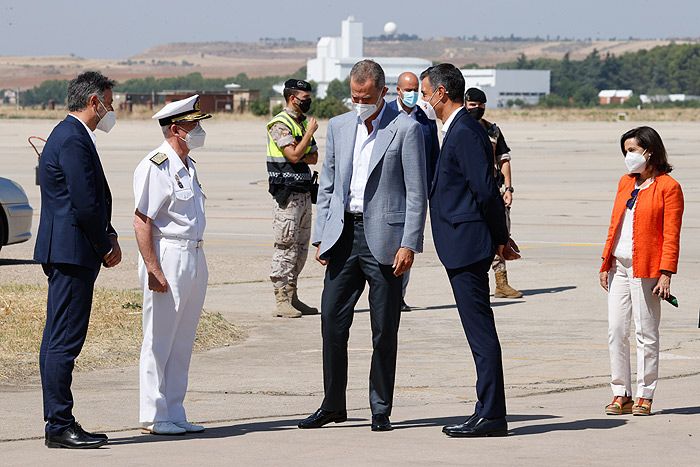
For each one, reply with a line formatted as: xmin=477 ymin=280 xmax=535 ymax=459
xmin=0 ymin=0 xmax=698 ymax=58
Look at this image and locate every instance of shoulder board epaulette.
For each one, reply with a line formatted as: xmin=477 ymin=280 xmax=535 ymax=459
xmin=150 ymin=153 xmax=168 ymax=165
xmin=189 ymin=157 xmax=197 ymax=164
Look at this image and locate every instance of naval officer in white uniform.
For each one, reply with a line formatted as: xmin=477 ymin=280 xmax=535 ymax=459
xmin=133 ymin=95 xmax=211 ymax=435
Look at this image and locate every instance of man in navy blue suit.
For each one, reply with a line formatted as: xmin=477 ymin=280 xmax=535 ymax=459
xmin=420 ymin=64 xmax=520 ymax=438
xmin=387 ymin=71 xmax=439 ymax=311
xmin=34 ymin=71 xmax=121 ymax=449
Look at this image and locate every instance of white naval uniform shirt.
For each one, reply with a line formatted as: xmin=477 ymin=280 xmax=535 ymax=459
xmin=133 ymin=141 xmax=206 ymax=240
xmin=347 ymin=103 xmax=386 ymax=213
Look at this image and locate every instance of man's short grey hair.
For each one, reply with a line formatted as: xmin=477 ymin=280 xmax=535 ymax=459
xmin=66 ymin=71 xmax=116 ymax=111
xmin=349 ymin=60 xmax=385 ymax=90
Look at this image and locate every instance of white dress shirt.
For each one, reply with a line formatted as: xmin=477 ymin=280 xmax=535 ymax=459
xmin=440 ymin=107 xmax=463 ymax=137
xmin=134 ymin=141 xmax=207 ymax=241
xmin=347 ymin=104 xmax=386 ymax=213
xmin=399 ymin=103 xmax=418 ymax=120
xmin=69 ymin=114 xmax=97 ymax=148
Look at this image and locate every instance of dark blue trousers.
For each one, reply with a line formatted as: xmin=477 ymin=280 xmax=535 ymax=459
xmin=320 ymin=215 xmax=403 ymax=416
xmin=40 ymin=263 xmax=99 ymax=435
xmin=446 ymin=256 xmax=507 ymax=419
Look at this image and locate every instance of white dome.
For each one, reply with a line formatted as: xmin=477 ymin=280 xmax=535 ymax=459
xmin=383 ymin=22 xmax=397 ymax=35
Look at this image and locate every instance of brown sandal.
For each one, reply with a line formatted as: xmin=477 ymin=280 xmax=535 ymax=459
xmin=605 ymin=396 xmax=633 ymax=415
xmin=632 ymin=398 xmax=653 ymax=416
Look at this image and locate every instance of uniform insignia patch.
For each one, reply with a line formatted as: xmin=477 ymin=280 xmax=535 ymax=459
xmin=150 ymin=153 xmax=168 ymax=165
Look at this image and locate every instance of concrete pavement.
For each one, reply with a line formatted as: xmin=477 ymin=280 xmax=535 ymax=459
xmin=1 ymin=118 xmax=698 ymax=465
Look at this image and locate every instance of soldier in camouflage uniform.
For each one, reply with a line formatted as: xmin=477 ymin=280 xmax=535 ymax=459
xmin=267 ymin=79 xmax=320 ymax=318
xmin=465 ymin=87 xmax=523 ymax=299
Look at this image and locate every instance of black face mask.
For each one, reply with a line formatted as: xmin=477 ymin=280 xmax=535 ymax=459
xmin=296 ymin=98 xmax=312 ymax=113
xmin=467 ymin=106 xmax=485 ymax=121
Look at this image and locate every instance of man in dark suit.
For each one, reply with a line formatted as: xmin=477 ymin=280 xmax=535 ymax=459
xmin=387 ymin=71 xmax=440 ymax=311
xmin=420 ymin=63 xmax=519 ymax=437
xmin=34 ymin=71 xmax=121 ymax=449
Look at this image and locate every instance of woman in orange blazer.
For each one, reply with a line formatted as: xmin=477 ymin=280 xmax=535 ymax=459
xmin=599 ymin=126 xmax=683 ymax=416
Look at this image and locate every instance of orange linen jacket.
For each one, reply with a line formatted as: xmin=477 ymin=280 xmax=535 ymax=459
xmin=600 ymin=173 xmax=684 ymax=278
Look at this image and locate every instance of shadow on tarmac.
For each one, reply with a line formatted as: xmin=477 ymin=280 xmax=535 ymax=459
xmin=107 ymin=414 xmax=569 ymax=444
xmin=0 ymin=258 xmax=37 ymax=266
xmin=657 ymin=406 xmax=700 ymax=415
xmin=108 ymin=417 xmax=364 ymax=445
xmin=519 ymin=286 xmax=577 ymax=297
xmin=509 ymin=418 xmax=626 ymax=435
xmin=392 ymin=413 xmax=560 ymax=430
xmin=354 ymin=301 xmax=524 ymax=313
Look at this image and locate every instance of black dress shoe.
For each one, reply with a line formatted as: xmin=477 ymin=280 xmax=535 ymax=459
xmin=442 ymin=412 xmax=479 ymax=433
xmin=371 ymin=414 xmax=393 ymax=431
xmin=298 ymin=408 xmax=347 ymax=429
xmin=443 ymin=417 xmax=508 ymax=438
xmin=74 ymin=422 xmax=108 ymax=440
xmin=45 ymin=424 xmax=109 ymax=449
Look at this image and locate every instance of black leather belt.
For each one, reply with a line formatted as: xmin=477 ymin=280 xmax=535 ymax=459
xmin=345 ymin=211 xmax=363 ymax=222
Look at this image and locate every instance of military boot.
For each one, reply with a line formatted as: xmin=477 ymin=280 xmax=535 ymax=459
xmin=274 ymin=286 xmax=302 ymax=318
xmin=494 ymin=270 xmax=523 ymax=299
xmin=290 ymin=285 xmax=318 ymax=315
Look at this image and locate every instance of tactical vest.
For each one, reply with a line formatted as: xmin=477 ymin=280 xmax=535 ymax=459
xmin=266 ymin=110 xmax=314 ymax=196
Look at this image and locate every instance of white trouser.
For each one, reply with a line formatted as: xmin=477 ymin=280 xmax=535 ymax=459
xmin=139 ymin=238 xmax=208 ymax=424
xmin=607 ymin=257 xmax=661 ymax=399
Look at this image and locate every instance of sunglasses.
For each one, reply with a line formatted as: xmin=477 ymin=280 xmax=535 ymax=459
xmin=626 ymin=188 xmax=640 ymax=210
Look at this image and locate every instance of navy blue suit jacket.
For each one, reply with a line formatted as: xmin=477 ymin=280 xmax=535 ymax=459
xmin=388 ymin=99 xmax=440 ymax=190
xmin=429 ymin=108 xmax=508 ymax=270
xmin=34 ymin=116 xmax=116 ymax=270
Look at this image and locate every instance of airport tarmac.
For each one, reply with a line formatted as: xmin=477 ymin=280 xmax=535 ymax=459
xmin=1 ymin=117 xmax=698 ymax=465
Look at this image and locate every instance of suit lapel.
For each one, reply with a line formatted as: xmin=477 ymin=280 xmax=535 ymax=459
xmin=430 ymin=108 xmax=467 ymax=196
xmin=340 ymin=113 xmax=357 ymax=198
xmin=367 ymin=106 xmax=398 ymax=177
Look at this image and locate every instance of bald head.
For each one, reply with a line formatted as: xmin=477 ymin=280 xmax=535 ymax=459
xmin=397 ymin=72 xmax=419 ymax=90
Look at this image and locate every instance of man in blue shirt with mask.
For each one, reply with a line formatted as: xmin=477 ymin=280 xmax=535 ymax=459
xmin=387 ymin=71 xmax=439 ymax=311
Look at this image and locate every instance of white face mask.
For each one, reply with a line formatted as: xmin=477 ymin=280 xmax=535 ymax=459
xmin=624 ymin=150 xmax=647 ymax=174
xmin=95 ymin=101 xmax=116 ymax=133
xmin=353 ymin=93 xmax=384 ymax=122
xmin=417 ymin=90 xmax=440 ymax=121
xmin=179 ymin=124 xmax=206 ymax=150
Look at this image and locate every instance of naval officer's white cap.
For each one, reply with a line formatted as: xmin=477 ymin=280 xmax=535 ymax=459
xmin=152 ymin=94 xmax=212 ymax=126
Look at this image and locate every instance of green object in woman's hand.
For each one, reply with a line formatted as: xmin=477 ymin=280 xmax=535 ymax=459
xmin=664 ymin=294 xmax=678 ymax=307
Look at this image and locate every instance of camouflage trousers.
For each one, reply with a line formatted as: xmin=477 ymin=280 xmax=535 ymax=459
xmin=491 ymin=205 xmax=512 ymax=273
xmin=270 ymin=192 xmax=312 ymax=289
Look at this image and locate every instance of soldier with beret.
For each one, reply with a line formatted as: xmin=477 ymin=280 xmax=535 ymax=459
xmin=266 ymin=79 xmax=320 ymax=318
xmin=133 ymin=95 xmax=211 ymax=435
xmin=465 ymin=87 xmax=523 ymax=299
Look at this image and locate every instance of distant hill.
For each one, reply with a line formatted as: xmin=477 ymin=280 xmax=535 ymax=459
xmin=0 ymin=38 xmax=692 ymax=89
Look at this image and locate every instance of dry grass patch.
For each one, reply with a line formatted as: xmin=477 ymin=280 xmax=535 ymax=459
xmin=0 ymin=284 xmax=244 ymax=384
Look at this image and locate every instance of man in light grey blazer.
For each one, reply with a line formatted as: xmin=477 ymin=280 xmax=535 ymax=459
xmin=298 ymin=60 xmax=427 ymax=432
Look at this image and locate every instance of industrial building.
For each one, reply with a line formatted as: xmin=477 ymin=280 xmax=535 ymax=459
xmin=307 ymin=17 xmax=432 ymax=99
xmin=306 ymin=17 xmax=551 ymax=104
xmin=463 ymin=69 xmax=550 ymax=107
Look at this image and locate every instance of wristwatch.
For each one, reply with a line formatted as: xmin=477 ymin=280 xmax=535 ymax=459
xmin=505 ymin=186 xmax=515 ymax=193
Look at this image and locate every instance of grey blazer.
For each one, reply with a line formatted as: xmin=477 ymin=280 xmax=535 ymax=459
xmin=313 ymin=104 xmax=427 ymax=265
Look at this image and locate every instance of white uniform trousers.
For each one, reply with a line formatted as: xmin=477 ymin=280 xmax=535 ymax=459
xmin=607 ymin=257 xmax=661 ymax=399
xmin=139 ymin=238 xmax=208 ymax=424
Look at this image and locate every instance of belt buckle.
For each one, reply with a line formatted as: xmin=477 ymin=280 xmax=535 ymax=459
xmin=196 ymin=240 xmax=204 ymax=248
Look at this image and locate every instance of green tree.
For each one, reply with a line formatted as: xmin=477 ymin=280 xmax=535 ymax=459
xmin=325 ymin=78 xmax=350 ymax=100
